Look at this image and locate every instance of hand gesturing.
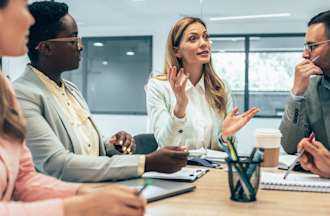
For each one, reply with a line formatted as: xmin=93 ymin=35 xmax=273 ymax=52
xmin=168 ymin=66 xmax=190 ymax=118
xmin=222 ymin=106 xmax=260 ymax=139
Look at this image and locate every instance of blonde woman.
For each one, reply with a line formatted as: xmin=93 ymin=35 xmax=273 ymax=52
xmin=0 ymin=0 xmax=145 ymax=215
xmin=147 ymin=17 xmax=259 ymax=150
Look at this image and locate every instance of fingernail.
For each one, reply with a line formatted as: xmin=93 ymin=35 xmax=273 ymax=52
xmin=122 ymin=146 xmax=127 ymax=151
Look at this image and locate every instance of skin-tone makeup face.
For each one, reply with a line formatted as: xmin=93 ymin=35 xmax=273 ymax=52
xmin=0 ymin=0 xmax=34 ymax=56
xmin=175 ymin=22 xmax=211 ymax=67
xmin=303 ymin=23 xmax=330 ymax=77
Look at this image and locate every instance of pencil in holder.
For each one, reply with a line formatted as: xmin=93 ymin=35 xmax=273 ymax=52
xmin=226 ymin=156 xmax=262 ymax=202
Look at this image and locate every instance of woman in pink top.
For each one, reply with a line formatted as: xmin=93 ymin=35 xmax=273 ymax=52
xmin=0 ymin=0 xmax=145 ymax=216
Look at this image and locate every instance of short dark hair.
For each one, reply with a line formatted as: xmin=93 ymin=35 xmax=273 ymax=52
xmin=0 ymin=0 xmax=8 ymax=8
xmin=308 ymin=10 xmax=330 ymax=39
xmin=27 ymin=1 xmax=69 ymax=62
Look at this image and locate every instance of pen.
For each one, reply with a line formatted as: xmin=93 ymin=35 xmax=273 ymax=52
xmin=226 ymin=137 xmax=239 ymax=161
xmin=224 ymin=138 xmax=255 ymax=198
xmin=248 ymin=147 xmax=257 ymax=162
xmin=136 ymin=179 xmax=152 ymax=195
xmin=310 ymin=56 xmax=323 ymax=76
xmin=311 ymin=55 xmax=320 ymax=62
xmin=233 ymin=150 xmax=262 ymax=196
xmin=283 ymin=132 xmax=315 ymax=180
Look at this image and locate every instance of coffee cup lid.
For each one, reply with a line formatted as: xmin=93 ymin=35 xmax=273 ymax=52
xmin=255 ymin=128 xmax=282 ymax=137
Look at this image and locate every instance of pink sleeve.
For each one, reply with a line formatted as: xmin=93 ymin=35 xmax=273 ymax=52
xmin=0 ymin=199 xmax=64 ymax=216
xmin=13 ymin=143 xmax=81 ymax=201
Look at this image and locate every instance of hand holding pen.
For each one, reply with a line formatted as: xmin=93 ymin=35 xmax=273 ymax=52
xmin=136 ymin=179 xmax=152 ymax=196
xmin=297 ymin=134 xmax=330 ymax=178
xmin=283 ymin=132 xmax=315 ymax=179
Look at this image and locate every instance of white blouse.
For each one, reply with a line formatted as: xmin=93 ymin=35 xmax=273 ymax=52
xmin=146 ymin=74 xmax=233 ymax=150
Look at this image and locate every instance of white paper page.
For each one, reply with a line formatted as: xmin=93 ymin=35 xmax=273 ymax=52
xmin=143 ymin=167 xmax=209 ymax=181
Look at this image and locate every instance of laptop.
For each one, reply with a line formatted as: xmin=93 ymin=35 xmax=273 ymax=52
xmin=117 ymin=178 xmax=196 ymax=202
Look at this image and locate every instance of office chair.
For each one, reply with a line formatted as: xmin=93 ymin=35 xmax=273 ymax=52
xmin=134 ymin=133 xmax=158 ymax=154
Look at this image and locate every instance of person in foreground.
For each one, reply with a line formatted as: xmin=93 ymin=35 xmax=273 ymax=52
xmin=280 ymin=10 xmax=330 ymax=154
xmin=146 ymin=16 xmax=259 ymax=150
xmin=0 ymin=0 xmax=145 ymax=215
xmin=14 ymin=1 xmax=188 ymax=182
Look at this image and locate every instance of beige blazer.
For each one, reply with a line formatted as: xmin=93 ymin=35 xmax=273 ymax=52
xmin=14 ymin=65 xmax=143 ymax=182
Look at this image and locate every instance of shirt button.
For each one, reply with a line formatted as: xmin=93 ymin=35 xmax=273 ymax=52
xmin=88 ymin=144 xmax=91 ymax=148
xmin=178 ymin=129 xmax=183 ymax=133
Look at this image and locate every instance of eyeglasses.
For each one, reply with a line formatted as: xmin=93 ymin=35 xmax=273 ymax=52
xmin=35 ymin=36 xmax=82 ymax=50
xmin=304 ymin=39 xmax=330 ymax=52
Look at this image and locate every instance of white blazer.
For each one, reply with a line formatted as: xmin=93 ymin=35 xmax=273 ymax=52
xmin=146 ymin=74 xmax=233 ymax=150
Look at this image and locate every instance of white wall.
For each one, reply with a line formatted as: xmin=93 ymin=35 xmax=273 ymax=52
xmin=93 ymin=114 xmax=148 ymax=138
xmin=2 ymin=55 xmax=29 ymax=80
xmin=3 ymin=6 xmax=295 ymax=155
xmin=3 ymin=15 xmax=307 ymax=78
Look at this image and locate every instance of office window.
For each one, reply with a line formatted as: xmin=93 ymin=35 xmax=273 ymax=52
xmin=211 ymin=34 xmax=304 ymax=117
xmin=64 ymin=63 xmax=83 ymax=92
xmin=212 ymin=37 xmax=245 ymax=112
xmin=64 ymin=36 xmax=152 ymax=114
xmin=249 ymin=37 xmax=304 ymax=116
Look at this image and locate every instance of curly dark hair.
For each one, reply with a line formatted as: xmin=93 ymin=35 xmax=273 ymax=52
xmin=0 ymin=0 xmax=8 ymax=8
xmin=27 ymin=1 xmax=69 ymax=62
xmin=308 ymin=10 xmax=330 ymax=39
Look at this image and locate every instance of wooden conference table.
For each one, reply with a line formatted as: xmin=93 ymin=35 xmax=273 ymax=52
xmin=146 ymin=168 xmax=330 ymax=216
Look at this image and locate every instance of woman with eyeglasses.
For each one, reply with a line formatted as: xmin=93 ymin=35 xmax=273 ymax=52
xmin=0 ymin=0 xmax=145 ymax=215
xmin=146 ymin=17 xmax=259 ymax=151
xmin=14 ymin=0 xmax=188 ymax=183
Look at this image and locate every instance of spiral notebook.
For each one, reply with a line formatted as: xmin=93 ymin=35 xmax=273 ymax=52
xmin=261 ymin=172 xmax=330 ymax=193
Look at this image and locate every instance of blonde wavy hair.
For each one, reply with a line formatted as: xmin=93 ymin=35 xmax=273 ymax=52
xmin=0 ymin=73 xmax=26 ymax=142
xmin=154 ymin=16 xmax=228 ymax=116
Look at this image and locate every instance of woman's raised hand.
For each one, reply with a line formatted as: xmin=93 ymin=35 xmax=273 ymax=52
xmin=222 ymin=106 xmax=260 ymax=140
xmin=168 ymin=66 xmax=190 ymax=118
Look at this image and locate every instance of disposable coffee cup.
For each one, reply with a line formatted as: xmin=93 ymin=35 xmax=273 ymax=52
xmin=255 ymin=128 xmax=282 ymax=168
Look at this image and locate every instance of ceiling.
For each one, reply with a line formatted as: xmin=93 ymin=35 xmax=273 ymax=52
xmin=28 ymin=0 xmax=330 ymax=34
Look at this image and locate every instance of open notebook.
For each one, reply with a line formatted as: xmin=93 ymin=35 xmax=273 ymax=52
xmin=142 ymin=167 xmax=209 ymax=182
xmin=188 ymin=149 xmax=227 ymax=163
xmin=261 ymin=172 xmax=330 ymax=193
xmin=278 ymin=154 xmax=297 ymax=170
xmin=204 ymin=149 xmax=227 ymax=162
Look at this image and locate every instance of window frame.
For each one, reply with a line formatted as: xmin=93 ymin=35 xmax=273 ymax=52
xmin=210 ymin=33 xmax=305 ymax=118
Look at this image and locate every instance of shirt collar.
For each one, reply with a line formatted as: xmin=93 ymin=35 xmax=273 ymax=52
xmin=185 ymin=74 xmax=205 ymax=92
xmin=322 ymin=75 xmax=330 ymax=90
